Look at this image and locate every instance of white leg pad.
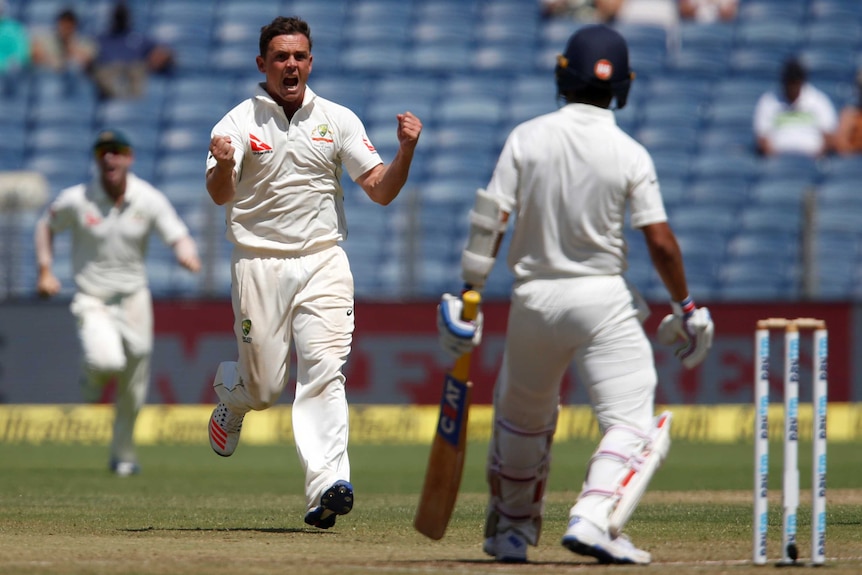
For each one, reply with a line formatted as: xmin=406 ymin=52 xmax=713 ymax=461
xmin=607 ymin=411 xmax=672 ymax=535
xmin=484 ymin=415 xmax=556 ymax=545
xmin=571 ymin=411 xmax=672 ymax=535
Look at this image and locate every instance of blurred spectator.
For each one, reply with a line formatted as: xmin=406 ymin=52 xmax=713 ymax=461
xmin=753 ymin=58 xmax=838 ymax=158
xmin=30 ymin=8 xmax=97 ymax=73
xmin=540 ymin=0 xmax=624 ymax=22
xmin=614 ymin=0 xmax=679 ymax=30
xmin=91 ymin=1 xmax=174 ymax=99
xmin=834 ymin=70 xmax=862 ymax=155
xmin=0 ymin=0 xmax=30 ymax=75
xmin=678 ymin=0 xmax=738 ymax=23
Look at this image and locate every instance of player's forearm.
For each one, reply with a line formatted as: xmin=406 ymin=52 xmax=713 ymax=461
xmin=34 ymin=219 xmax=54 ymax=269
xmin=650 ymin=251 xmax=689 ymax=303
xmin=362 ymin=150 xmax=414 ymax=206
xmin=172 ymin=235 xmax=201 ymax=272
xmin=205 ymin=165 xmax=236 ymax=205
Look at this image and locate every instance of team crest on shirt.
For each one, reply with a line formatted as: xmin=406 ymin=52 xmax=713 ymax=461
xmin=241 ymin=319 xmax=252 ymax=343
xmin=311 ymin=124 xmax=334 ymax=152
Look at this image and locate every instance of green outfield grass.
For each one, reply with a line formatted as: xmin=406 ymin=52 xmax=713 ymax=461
xmin=1 ymin=441 xmax=861 ymax=574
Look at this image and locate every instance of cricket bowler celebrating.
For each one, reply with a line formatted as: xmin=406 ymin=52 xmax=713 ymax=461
xmin=205 ymin=16 xmax=422 ymax=530
xmin=436 ymin=25 xmax=714 ymax=564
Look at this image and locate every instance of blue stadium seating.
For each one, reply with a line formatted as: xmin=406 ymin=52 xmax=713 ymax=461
xmin=3 ymin=0 xmax=862 ymax=301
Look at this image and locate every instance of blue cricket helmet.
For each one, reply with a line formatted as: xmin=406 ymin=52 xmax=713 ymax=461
xmin=555 ymin=24 xmax=634 ymax=109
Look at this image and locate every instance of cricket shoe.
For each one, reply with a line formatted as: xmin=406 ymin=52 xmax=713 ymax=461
xmin=208 ymin=403 xmax=244 ymax=457
xmin=304 ymin=480 xmax=354 ymax=529
xmin=561 ymin=516 xmax=651 ymax=565
xmin=482 ymin=530 xmax=528 ymax=563
xmin=109 ymin=459 xmax=140 ymax=477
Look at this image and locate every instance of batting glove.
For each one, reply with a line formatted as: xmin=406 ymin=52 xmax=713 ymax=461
xmin=657 ymin=296 xmax=714 ymax=369
xmin=437 ymin=293 xmax=483 ymax=359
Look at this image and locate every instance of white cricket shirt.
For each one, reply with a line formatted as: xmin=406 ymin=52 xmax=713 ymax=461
xmin=753 ymin=83 xmax=838 ymax=157
xmin=486 ymin=103 xmax=666 ymax=281
xmin=44 ymin=173 xmax=191 ymax=299
xmin=207 ymin=84 xmax=382 ymax=254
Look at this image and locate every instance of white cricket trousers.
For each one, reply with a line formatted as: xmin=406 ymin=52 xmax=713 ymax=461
xmin=221 ymin=244 xmax=355 ymax=510
xmin=494 ymin=275 xmax=657 ymax=434
xmin=70 ymin=289 xmax=153 ymax=465
xmin=487 ymin=275 xmax=659 ymax=540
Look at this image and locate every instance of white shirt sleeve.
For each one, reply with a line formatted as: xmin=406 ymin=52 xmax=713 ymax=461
xmin=485 ymin=131 xmax=519 ymax=215
xmin=629 ymin=149 xmax=667 ymax=229
xmin=338 ymin=110 xmax=382 ymax=181
xmin=45 ymin=187 xmax=81 ymax=233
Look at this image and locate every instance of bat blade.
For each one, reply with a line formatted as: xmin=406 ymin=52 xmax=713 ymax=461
xmin=414 ymin=290 xmax=481 ymax=540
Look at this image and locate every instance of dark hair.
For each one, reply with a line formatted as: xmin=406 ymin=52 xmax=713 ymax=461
xmin=781 ymin=58 xmax=806 ymax=84
xmin=57 ymin=8 xmax=78 ymax=24
xmin=110 ymin=2 xmax=131 ymax=35
xmin=259 ymin=16 xmax=312 ymax=58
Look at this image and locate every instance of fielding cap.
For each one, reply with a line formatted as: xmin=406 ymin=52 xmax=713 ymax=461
xmin=93 ymin=129 xmax=132 ymax=151
xmin=555 ymin=24 xmax=633 ymax=109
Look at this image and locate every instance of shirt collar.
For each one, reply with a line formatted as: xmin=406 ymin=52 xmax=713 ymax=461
xmin=254 ymin=83 xmax=317 ymax=111
xmin=87 ymin=173 xmax=135 ymax=206
xmin=560 ymin=102 xmax=618 ymax=123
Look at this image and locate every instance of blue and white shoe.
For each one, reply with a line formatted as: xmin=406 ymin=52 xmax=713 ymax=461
xmin=562 ymin=516 xmax=651 ymax=565
xmin=304 ymin=480 xmax=354 ymax=529
xmin=483 ymin=530 xmax=528 ymax=563
xmin=109 ymin=459 xmax=140 ymax=477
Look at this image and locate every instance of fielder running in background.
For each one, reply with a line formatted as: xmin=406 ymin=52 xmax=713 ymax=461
xmin=205 ymin=16 xmax=421 ymax=530
xmin=436 ymin=25 xmax=713 ymax=564
xmin=34 ymin=129 xmax=201 ymax=477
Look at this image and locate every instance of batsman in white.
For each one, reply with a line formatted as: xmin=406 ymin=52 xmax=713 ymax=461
xmin=437 ymin=25 xmax=714 ymax=564
xmin=205 ymin=16 xmax=422 ymax=530
xmin=34 ymin=129 xmax=202 ymax=477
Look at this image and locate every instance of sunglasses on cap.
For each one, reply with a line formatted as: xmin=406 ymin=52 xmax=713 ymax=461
xmin=94 ymin=143 xmax=132 ymax=157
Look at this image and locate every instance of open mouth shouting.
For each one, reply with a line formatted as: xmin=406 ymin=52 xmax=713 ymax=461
xmin=283 ymin=76 xmax=299 ymax=92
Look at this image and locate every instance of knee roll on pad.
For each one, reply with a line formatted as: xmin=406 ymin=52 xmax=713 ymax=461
xmin=485 ymin=414 xmax=558 ymax=545
xmin=578 ymin=411 xmax=672 ymax=535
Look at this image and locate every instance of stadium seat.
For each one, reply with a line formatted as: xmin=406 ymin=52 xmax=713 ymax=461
xmin=651 ymin=150 xmax=694 ymax=182
xmin=409 ymin=42 xmax=473 ymax=72
xmin=802 ymin=20 xmax=862 ymax=49
xmin=698 ymin=126 xmax=756 ymax=155
xmin=706 ymin=99 xmax=759 ymax=130
xmin=665 ymin=48 xmax=730 ymax=81
xmin=809 ymin=0 xmax=862 ymax=22
xmin=339 ymin=41 xmax=408 ymax=74
xmin=739 ymin=204 xmax=803 ymax=233
xmin=749 ymin=178 xmax=816 ymax=206
xmin=728 ymin=230 xmax=801 ymax=261
xmin=689 ymin=152 xmax=760 ymax=182
xmin=816 ymin=205 xmax=861 ymax=233
xmin=758 ymin=155 xmax=823 ymax=182
xmin=799 ymin=46 xmax=858 ymax=83
xmin=823 ymin=156 xmax=862 ymax=180
xmin=636 ymin=124 xmax=700 ymax=154
xmin=678 ymin=21 xmax=735 ymax=52
xmin=644 ymin=76 xmax=712 ymax=102
xmin=667 ymin=204 xmax=740 ymax=233
xmin=688 ymin=177 xmax=751 ymax=207
xmin=729 ymin=47 xmax=795 ymax=78
xmin=817 ymin=179 xmax=862 ymax=207
xmin=738 ymin=0 xmax=807 ymax=23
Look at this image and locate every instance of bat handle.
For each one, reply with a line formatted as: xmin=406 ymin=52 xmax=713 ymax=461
xmin=461 ymin=290 xmax=481 ymax=321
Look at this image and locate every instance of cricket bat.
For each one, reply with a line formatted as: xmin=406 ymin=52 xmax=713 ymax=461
xmin=414 ymin=290 xmax=482 ymax=540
